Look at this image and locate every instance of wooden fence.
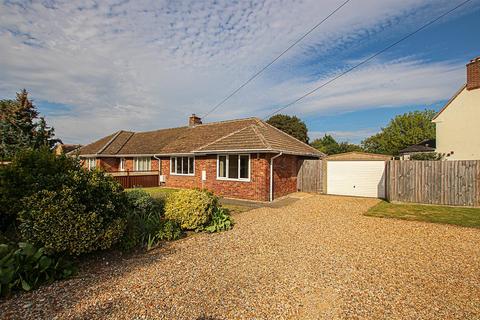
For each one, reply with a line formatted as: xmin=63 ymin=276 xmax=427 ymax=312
xmin=297 ymin=159 xmax=324 ymax=193
xmin=386 ymin=160 xmax=480 ymax=207
xmin=112 ymin=171 xmax=159 ymax=189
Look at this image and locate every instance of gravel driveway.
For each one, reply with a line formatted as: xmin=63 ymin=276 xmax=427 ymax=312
xmin=2 ymin=195 xmax=480 ymax=319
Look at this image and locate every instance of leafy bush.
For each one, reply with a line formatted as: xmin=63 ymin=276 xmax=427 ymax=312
xmin=19 ymin=187 xmax=127 ymax=255
xmin=0 ymin=148 xmax=79 ymax=229
xmin=204 ymin=208 xmax=234 ymax=233
xmin=0 ymin=242 xmax=76 ymax=296
xmin=3 ymin=148 xmax=130 ymax=255
xmin=120 ymin=190 xmax=181 ymax=251
xmin=164 ymin=189 xmax=218 ymax=230
xmin=156 ymin=220 xmax=182 ymax=241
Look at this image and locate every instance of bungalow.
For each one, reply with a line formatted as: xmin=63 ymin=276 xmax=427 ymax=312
xmin=75 ymin=116 xmax=323 ymax=201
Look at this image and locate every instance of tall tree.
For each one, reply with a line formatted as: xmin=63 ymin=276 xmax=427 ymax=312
xmin=311 ymin=134 xmax=362 ymax=155
xmin=0 ymin=89 xmax=58 ymax=160
xmin=361 ymin=110 xmax=436 ymax=156
xmin=266 ymin=114 xmax=309 ymax=143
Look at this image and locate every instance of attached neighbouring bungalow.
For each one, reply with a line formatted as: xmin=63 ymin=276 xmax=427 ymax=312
xmin=75 ymin=116 xmax=323 ymax=202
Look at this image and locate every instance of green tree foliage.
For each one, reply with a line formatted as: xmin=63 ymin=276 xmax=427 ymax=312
xmin=0 ymin=148 xmax=129 ymax=255
xmin=311 ymin=134 xmax=363 ymax=155
xmin=266 ymin=114 xmax=309 ymax=143
xmin=0 ymin=89 xmax=58 ymax=160
xmin=361 ymin=110 xmax=436 ymax=156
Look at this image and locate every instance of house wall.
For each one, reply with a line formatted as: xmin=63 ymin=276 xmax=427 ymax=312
xmin=273 ymin=154 xmax=300 ymax=199
xmin=160 ymin=154 xmax=272 ymax=201
xmin=86 ymin=154 xmax=301 ymax=201
xmin=433 ymin=87 xmax=480 ymax=160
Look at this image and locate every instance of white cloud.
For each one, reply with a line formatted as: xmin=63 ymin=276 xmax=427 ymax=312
xmin=0 ymin=0 xmax=474 ymax=143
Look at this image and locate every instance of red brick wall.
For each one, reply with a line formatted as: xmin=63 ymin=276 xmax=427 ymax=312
xmin=159 ymin=154 xmax=273 ymax=201
xmin=272 ymin=154 xmax=300 ymax=199
xmin=467 ymin=57 xmax=480 ymax=91
xmin=87 ymin=154 xmax=300 ymax=201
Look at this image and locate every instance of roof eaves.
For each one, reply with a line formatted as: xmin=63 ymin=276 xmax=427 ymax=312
xmin=432 ymin=84 xmax=466 ymax=121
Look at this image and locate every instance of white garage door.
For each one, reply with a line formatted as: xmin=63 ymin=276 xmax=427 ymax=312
xmin=327 ymin=161 xmax=386 ymax=198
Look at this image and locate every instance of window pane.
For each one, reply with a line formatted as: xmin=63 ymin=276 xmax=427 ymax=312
xmin=146 ymin=158 xmax=151 ymax=171
xmin=218 ymin=156 xmax=226 ymax=177
xmin=182 ymin=157 xmax=189 ymax=174
xmin=240 ymin=155 xmax=249 ymax=179
xmin=189 ymin=157 xmax=194 ymax=174
xmin=176 ymin=157 xmax=181 ymax=173
xmin=228 ymin=155 xmax=238 ymax=179
xmin=171 ymin=158 xmax=176 ymax=173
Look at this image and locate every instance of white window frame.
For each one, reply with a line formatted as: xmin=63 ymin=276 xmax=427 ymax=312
xmin=170 ymin=156 xmax=195 ymax=176
xmin=87 ymin=158 xmax=96 ymax=170
xmin=216 ymin=154 xmax=250 ymax=182
xmin=134 ymin=157 xmax=151 ymax=171
xmin=119 ymin=158 xmax=126 ymax=171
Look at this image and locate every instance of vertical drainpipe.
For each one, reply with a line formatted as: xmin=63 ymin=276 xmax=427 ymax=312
xmin=153 ymin=155 xmax=161 ymax=186
xmin=270 ymin=152 xmax=283 ymax=202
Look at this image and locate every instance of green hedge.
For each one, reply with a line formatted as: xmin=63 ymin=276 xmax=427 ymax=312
xmin=164 ymin=189 xmax=218 ymax=230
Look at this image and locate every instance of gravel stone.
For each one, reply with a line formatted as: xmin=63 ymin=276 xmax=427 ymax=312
xmin=1 ymin=195 xmax=479 ymax=319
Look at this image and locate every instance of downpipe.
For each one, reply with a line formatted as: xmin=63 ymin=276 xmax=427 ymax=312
xmin=269 ymin=152 xmax=283 ymax=202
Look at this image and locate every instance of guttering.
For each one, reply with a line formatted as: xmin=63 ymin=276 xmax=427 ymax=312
xmin=269 ymin=152 xmax=283 ymax=202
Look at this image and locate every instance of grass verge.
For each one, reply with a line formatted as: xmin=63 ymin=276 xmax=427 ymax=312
xmin=365 ymin=201 xmax=480 ymax=228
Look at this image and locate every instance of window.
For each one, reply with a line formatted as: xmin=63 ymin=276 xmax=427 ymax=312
xmin=217 ymin=154 xmax=250 ymax=181
xmin=87 ymin=158 xmax=96 ymax=170
xmin=119 ymin=158 xmax=125 ymax=171
xmin=170 ymin=156 xmax=194 ymax=175
xmin=134 ymin=157 xmax=151 ymax=171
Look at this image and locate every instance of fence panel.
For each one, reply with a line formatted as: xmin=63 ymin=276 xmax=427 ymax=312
xmin=112 ymin=172 xmax=159 ymax=189
xmin=297 ymin=159 xmax=323 ymax=193
xmin=386 ymin=160 xmax=480 ymax=207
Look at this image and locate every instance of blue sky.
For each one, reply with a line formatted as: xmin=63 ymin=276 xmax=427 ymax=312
xmin=0 ymin=0 xmax=479 ymax=144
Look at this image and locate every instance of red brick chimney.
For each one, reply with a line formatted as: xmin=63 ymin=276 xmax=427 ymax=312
xmin=188 ymin=114 xmax=202 ymax=127
xmin=466 ymin=56 xmax=480 ymax=91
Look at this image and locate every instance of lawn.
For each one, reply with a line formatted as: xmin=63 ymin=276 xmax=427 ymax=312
xmin=128 ymin=187 xmax=252 ymax=214
xmin=365 ymin=201 xmax=480 ymax=228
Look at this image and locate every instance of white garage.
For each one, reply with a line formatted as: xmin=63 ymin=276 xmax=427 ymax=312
xmin=325 ymin=152 xmax=391 ymax=199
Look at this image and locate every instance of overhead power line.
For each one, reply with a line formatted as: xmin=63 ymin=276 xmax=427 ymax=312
xmin=263 ymin=0 xmax=472 ymax=119
xmin=201 ymin=0 xmax=352 ymax=119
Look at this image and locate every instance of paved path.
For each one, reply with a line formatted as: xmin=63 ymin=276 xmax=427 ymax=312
xmin=1 ymin=195 xmax=479 ymax=319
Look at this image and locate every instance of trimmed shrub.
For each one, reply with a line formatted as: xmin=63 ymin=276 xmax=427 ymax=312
xmin=7 ymin=149 xmax=131 ymax=255
xmin=164 ymin=189 xmax=218 ymax=230
xmin=0 ymin=148 xmax=79 ymax=230
xmin=0 ymin=242 xmax=76 ymax=296
xmin=204 ymin=208 xmax=234 ymax=233
xmin=19 ymin=187 xmax=127 ymax=255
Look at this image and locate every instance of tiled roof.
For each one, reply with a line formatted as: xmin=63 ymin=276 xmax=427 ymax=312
xmin=78 ymin=118 xmax=323 ymax=157
xmin=399 ymin=139 xmax=436 ymax=154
